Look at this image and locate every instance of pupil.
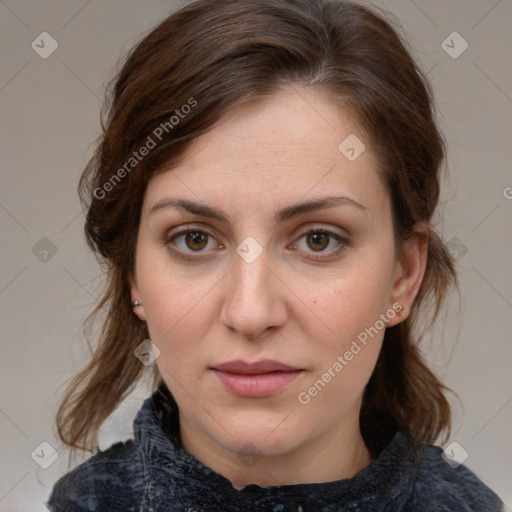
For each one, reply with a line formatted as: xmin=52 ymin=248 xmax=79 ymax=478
xmin=187 ymin=232 xmax=207 ymax=250
xmin=309 ymin=233 xmax=328 ymax=251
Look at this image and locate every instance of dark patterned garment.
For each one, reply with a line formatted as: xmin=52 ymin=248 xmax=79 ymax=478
xmin=47 ymin=386 xmax=505 ymax=511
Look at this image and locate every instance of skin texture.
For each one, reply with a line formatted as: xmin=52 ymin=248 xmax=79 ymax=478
xmin=130 ymin=85 xmax=427 ymax=489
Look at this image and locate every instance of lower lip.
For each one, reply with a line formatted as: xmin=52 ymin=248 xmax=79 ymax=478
xmin=212 ymin=369 xmax=303 ymax=398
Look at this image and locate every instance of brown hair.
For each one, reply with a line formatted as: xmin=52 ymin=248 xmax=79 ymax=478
xmin=56 ymin=0 xmax=458 ymax=458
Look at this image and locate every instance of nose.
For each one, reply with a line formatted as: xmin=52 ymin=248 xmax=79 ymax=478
xmin=219 ymin=245 xmax=288 ymax=340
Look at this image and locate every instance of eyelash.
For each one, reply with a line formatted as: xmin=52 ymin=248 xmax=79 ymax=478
xmin=164 ymin=225 xmax=350 ymax=262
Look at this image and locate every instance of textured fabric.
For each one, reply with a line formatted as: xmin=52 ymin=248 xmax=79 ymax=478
xmin=47 ymin=387 xmax=505 ymax=511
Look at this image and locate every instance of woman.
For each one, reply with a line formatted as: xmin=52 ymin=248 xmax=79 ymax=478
xmin=47 ymin=0 xmax=505 ymax=510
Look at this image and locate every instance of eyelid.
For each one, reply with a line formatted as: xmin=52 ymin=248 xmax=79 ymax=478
xmin=164 ymin=223 xmax=216 ymax=242
xmin=293 ymin=223 xmax=350 ymax=242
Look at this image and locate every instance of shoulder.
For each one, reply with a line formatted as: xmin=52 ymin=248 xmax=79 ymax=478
xmin=46 ymin=439 xmax=143 ymax=512
xmin=398 ymin=439 xmax=504 ymax=511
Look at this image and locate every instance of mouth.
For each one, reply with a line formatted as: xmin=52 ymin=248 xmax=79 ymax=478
xmin=210 ymin=359 xmax=304 ymax=398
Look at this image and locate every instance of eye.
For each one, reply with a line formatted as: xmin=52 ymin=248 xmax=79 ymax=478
xmin=165 ymin=226 xmax=222 ymax=258
xmin=292 ymin=227 xmax=349 ymax=260
xmin=164 ymin=225 xmax=349 ymax=261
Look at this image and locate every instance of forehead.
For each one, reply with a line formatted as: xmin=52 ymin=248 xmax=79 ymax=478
xmin=144 ymin=86 xmax=389 ymax=218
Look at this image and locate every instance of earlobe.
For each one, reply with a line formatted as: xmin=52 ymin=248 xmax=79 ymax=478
xmin=387 ymin=225 xmax=429 ymax=326
xmin=129 ymin=272 xmax=147 ymax=322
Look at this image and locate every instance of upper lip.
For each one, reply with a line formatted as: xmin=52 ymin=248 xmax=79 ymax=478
xmin=212 ymin=360 xmax=301 ymax=375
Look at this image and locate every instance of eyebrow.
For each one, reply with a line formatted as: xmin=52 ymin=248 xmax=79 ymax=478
xmin=149 ymin=195 xmax=367 ymax=223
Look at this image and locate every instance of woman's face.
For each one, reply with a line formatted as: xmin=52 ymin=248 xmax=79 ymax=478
xmin=131 ymin=85 xmax=424 ymax=472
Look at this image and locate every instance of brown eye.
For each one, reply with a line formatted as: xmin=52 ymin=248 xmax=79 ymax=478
xmin=184 ymin=231 xmax=209 ymax=251
xmin=165 ymin=228 xmax=219 ymax=258
xmin=306 ymin=232 xmax=330 ymax=252
xmin=293 ymin=228 xmax=349 ymax=261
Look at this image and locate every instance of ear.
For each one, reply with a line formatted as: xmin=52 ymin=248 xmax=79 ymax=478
xmin=129 ymin=272 xmax=146 ymax=322
xmin=386 ymin=223 xmax=429 ymax=327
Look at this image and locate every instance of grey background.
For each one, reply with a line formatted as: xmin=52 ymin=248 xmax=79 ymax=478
xmin=0 ymin=0 xmax=511 ymax=510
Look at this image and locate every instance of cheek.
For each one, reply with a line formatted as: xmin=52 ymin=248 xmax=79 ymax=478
xmin=307 ymin=270 xmax=392 ymax=348
xmin=298 ymin=289 xmax=386 ymax=414
xmin=136 ymin=247 xmax=222 ymax=367
xmin=143 ymin=282 xmax=213 ymax=385
xmin=143 ymin=282 xmax=214 ymax=346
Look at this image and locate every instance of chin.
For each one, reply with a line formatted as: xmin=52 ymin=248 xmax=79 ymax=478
xmin=212 ymin=412 xmax=306 ymax=457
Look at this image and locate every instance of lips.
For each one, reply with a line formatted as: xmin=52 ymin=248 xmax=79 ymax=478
xmin=211 ymin=359 xmax=303 ymax=398
xmin=213 ymin=359 xmax=299 ymax=375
